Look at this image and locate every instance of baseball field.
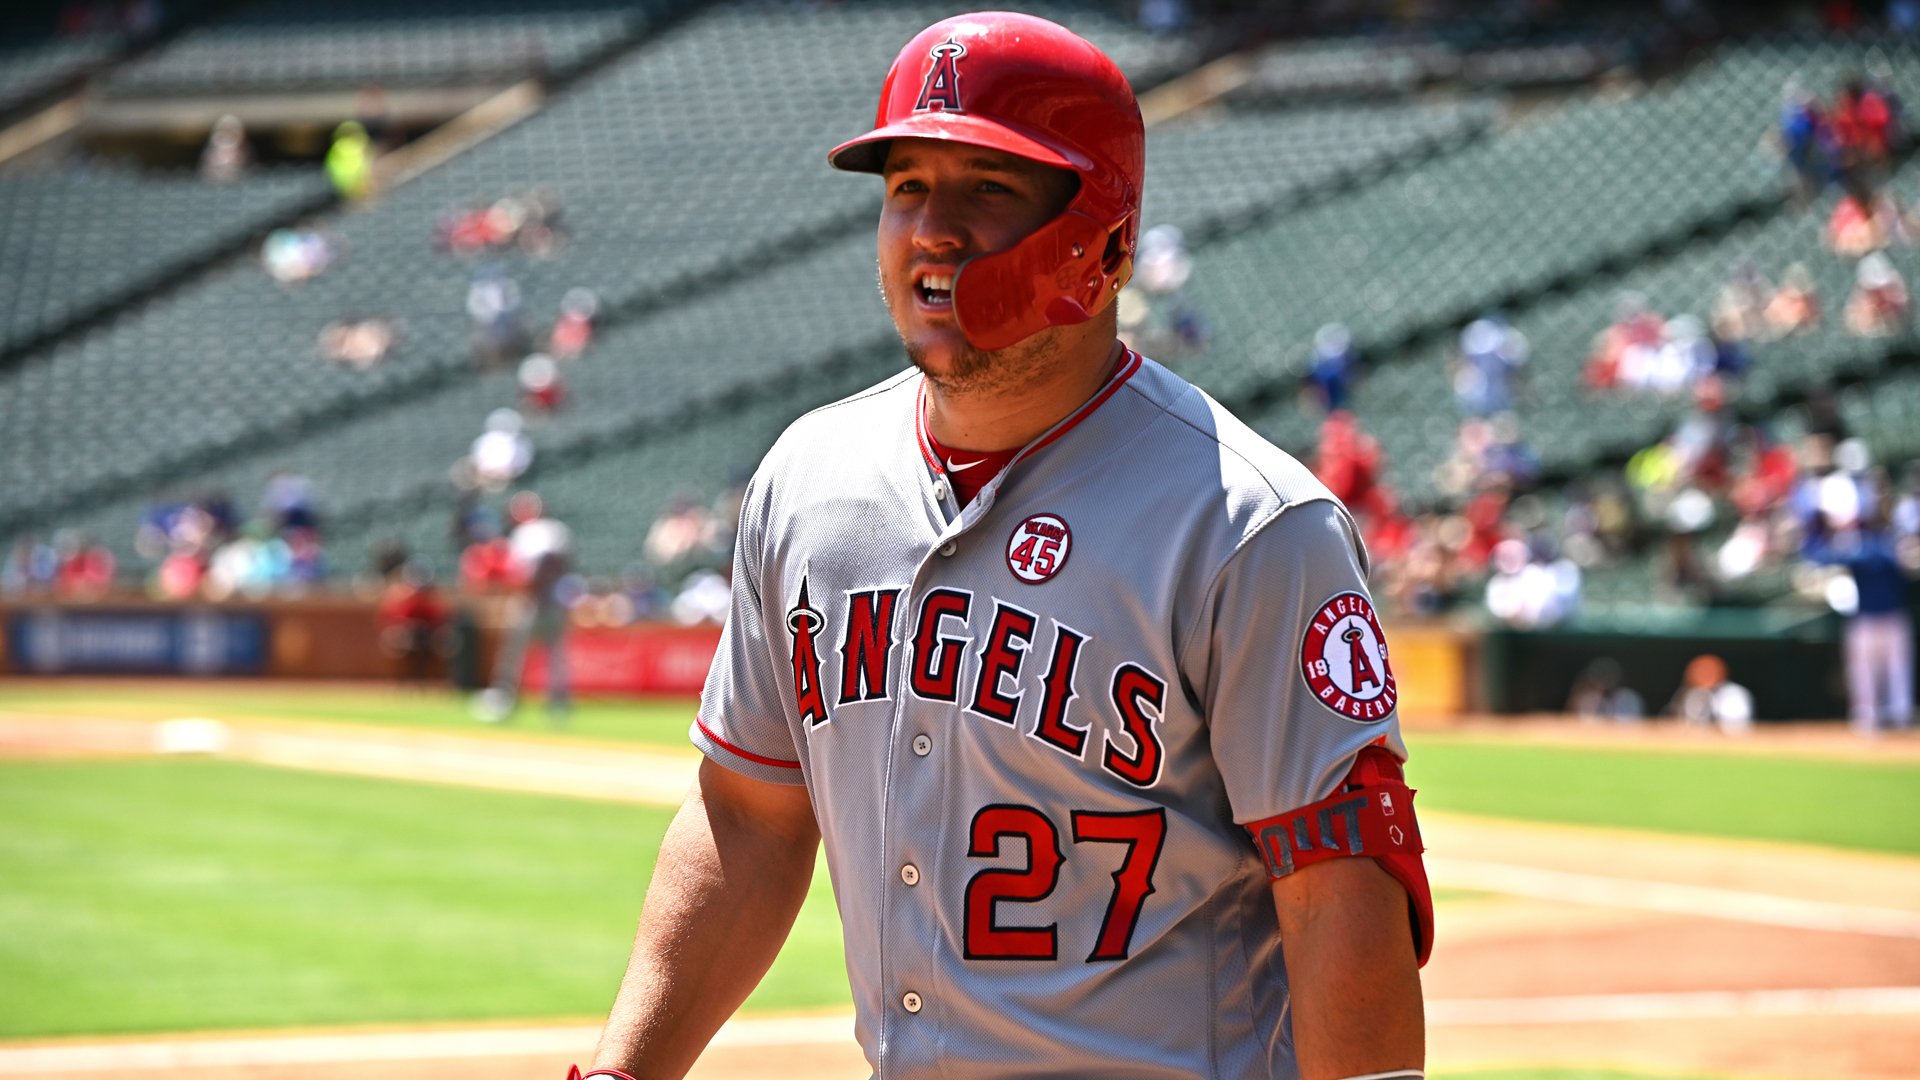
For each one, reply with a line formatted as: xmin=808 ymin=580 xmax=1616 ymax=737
xmin=2 ymin=680 xmax=1917 ymax=1080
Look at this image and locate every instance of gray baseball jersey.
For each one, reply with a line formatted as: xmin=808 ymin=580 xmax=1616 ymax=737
xmin=694 ymin=349 xmax=1407 ymax=1079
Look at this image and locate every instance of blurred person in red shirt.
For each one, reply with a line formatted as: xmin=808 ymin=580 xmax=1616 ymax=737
xmin=518 ymin=353 xmax=566 ymax=413
xmin=459 ymin=518 xmax=516 ymax=594
xmin=377 ymin=559 xmax=450 ymax=684
xmin=1831 ymin=75 xmax=1894 ymax=183
xmin=1310 ymin=410 xmax=1392 ymax=523
xmin=548 ymin=288 xmax=598 ymax=360
xmin=52 ymin=531 xmax=114 ymax=597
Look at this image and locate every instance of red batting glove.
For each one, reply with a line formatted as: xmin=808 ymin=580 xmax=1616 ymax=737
xmin=567 ymin=1068 xmax=639 ymax=1080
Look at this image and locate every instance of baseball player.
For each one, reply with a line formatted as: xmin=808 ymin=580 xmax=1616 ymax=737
xmin=575 ymin=13 xmax=1431 ymax=1080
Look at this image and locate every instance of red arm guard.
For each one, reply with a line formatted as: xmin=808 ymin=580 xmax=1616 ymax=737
xmin=1244 ymin=744 xmax=1434 ymax=966
xmin=567 ymin=1068 xmax=637 ymax=1080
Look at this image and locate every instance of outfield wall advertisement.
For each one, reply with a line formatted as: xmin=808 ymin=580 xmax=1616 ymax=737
xmin=4 ymin=607 xmax=269 ymax=675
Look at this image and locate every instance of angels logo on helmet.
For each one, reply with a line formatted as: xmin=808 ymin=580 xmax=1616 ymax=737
xmin=915 ymin=36 xmax=967 ymax=112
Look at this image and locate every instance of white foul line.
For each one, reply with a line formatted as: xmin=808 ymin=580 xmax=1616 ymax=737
xmin=1430 ymin=856 xmax=1920 ymax=939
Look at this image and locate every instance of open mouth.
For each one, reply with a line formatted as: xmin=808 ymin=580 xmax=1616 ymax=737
xmin=915 ymin=270 xmax=954 ymax=308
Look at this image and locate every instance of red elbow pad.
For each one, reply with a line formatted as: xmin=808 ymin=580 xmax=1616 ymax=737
xmin=1244 ymin=745 xmax=1434 ymax=966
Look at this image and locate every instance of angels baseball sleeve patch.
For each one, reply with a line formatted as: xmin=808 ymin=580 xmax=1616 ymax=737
xmin=1300 ymin=591 xmax=1397 ymax=722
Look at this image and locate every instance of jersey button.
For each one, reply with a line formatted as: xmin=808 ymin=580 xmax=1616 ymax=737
xmin=939 ymin=541 xmax=957 ymax=557
xmin=900 ymin=864 xmax=920 ymax=886
xmin=911 ymin=734 xmax=932 ymax=756
xmin=902 ymin=992 xmax=923 ymax=1014
xmin=932 ymin=479 xmax=948 ymax=501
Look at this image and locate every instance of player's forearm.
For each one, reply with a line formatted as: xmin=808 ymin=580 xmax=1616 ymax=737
xmin=1272 ymin=859 xmax=1425 ymax=1080
xmin=592 ymin=767 xmax=820 ymax=1079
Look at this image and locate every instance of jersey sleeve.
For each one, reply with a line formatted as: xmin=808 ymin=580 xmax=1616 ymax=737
xmin=1190 ymin=497 xmax=1409 ymax=823
xmin=690 ymin=471 xmax=806 ymax=786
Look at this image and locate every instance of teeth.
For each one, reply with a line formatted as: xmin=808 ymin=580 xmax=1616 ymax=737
xmin=919 ymin=273 xmax=954 ymax=292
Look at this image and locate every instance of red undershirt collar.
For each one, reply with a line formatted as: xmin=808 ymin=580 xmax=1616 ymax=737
xmin=915 ymin=348 xmax=1143 ymax=506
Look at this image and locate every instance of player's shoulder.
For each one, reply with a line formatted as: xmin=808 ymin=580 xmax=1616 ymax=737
xmin=759 ymin=367 xmax=918 ymax=466
xmin=1120 ymin=355 xmax=1338 ymax=515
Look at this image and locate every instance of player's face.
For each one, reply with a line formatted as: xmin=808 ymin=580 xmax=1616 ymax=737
xmin=877 ymin=138 xmax=1079 ymax=388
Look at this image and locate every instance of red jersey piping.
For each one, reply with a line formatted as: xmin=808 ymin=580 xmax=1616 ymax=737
xmin=695 ymin=714 xmax=801 ymax=769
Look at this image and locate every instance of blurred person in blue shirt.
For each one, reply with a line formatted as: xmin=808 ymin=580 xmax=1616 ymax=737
xmin=1804 ymin=508 xmax=1915 ymax=734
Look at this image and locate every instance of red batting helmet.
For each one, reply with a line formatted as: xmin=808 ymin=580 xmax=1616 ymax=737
xmin=828 ymin=12 xmax=1145 ymax=352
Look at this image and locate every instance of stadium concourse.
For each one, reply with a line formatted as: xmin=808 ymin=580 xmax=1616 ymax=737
xmin=2 ymin=0 xmax=1918 ymax=710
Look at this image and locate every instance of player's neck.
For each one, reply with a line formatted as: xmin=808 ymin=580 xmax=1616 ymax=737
xmin=923 ymin=337 xmax=1126 ymax=453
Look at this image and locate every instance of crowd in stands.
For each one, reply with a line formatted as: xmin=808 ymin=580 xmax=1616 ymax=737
xmin=2 ymin=474 xmax=331 ymax=602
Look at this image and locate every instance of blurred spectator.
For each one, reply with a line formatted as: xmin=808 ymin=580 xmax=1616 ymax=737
xmin=1804 ymin=510 xmax=1914 ymax=735
xmin=263 ymin=470 xmax=321 ymax=533
xmin=670 ymin=568 xmax=733 ymax=626
xmin=1300 ymin=322 xmax=1360 ymax=415
xmin=1669 ymin=376 xmax=1736 ymax=493
xmin=1120 ymin=224 xmax=1208 ymax=357
xmin=262 ymin=227 xmax=338 ymax=286
xmin=1667 ymin=654 xmax=1754 ymax=734
xmin=435 ymin=192 xmax=567 ymax=258
xmin=1382 ymin=526 xmax=1459 ymax=618
xmin=2 ymin=535 xmax=57 ymax=595
xmin=644 ymin=493 xmax=726 ymax=572
xmin=467 ymin=264 xmax=528 ymax=369
xmin=326 ymin=121 xmax=374 ymax=200
xmin=51 ymin=531 xmax=114 ymax=597
xmin=1714 ymin=261 xmax=1774 ymax=342
xmin=377 ymin=559 xmax=450 ymax=684
xmin=1567 ymin=658 xmax=1646 ymax=722
xmin=1484 ymin=536 xmax=1581 ymax=629
xmin=284 ymin=527 xmax=328 ymax=588
xmin=548 ymin=287 xmax=599 ymax=360
xmin=1764 ymin=262 xmax=1821 ymax=335
xmin=1705 ymin=316 xmax=1752 ymax=380
xmin=470 ymin=408 xmax=533 ymax=492
xmin=1452 ymin=315 xmax=1527 ymax=416
xmin=204 ymin=523 xmax=284 ymax=600
xmin=1311 ymin=411 xmax=1393 ymax=526
xmin=1844 ymin=251 xmax=1912 ymax=337
xmin=1715 ymin=509 xmax=1775 ymax=582
xmin=1618 ymin=314 xmax=1711 ymax=396
xmin=319 ymin=317 xmax=400 ymax=369
xmin=1772 ymin=80 xmax=1830 ymax=203
xmin=1894 ymin=463 xmax=1920 ymax=540
xmin=1730 ymin=424 xmax=1800 ymax=520
xmin=1437 ymin=415 xmax=1538 ymax=498
xmin=458 ymin=514 xmax=516 ymax=593
xmin=1585 ymin=292 xmax=1666 ymax=390
xmin=199 ymin=114 xmax=251 ymax=184
xmin=1831 ymin=74 xmax=1895 ymax=188
xmin=1827 ymin=187 xmax=1914 ymax=256
xmin=153 ymin=541 xmax=207 ymax=600
xmin=474 ymin=492 xmax=575 ymax=724
xmin=518 ymin=353 xmax=566 ymax=413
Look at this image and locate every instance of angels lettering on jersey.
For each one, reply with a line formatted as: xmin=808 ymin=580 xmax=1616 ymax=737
xmin=785 ymin=577 xmax=1169 ymax=789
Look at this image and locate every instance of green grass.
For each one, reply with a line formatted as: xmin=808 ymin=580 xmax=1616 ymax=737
xmin=1407 ymin=733 xmax=1920 ymax=856
xmin=0 ymin=682 xmax=697 ymax=748
xmin=0 ymin=759 xmax=848 ymax=1038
